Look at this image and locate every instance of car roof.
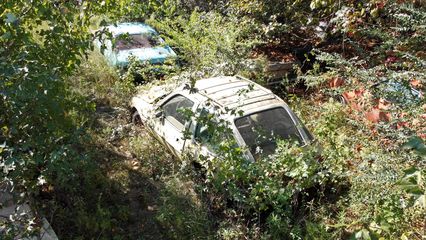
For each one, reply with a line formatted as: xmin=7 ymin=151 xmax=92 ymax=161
xmin=194 ymin=76 xmax=282 ymax=112
xmin=106 ymin=22 xmax=157 ymax=36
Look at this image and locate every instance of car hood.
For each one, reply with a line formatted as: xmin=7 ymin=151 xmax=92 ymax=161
xmin=116 ymin=46 xmax=176 ymax=65
xmin=137 ymin=85 xmax=172 ymax=104
xmin=136 ymin=81 xmax=182 ymax=104
xmin=131 ymin=81 xmax=182 ymax=122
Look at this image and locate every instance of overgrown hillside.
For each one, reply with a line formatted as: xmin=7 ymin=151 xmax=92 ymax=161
xmin=1 ymin=0 xmax=425 ymax=239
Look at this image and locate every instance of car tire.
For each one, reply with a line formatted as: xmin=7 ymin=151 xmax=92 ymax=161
xmin=131 ymin=109 xmax=143 ymax=126
xmin=334 ymin=95 xmax=346 ymax=105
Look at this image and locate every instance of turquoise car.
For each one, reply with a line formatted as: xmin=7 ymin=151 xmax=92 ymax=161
xmin=95 ymin=22 xmax=176 ymax=67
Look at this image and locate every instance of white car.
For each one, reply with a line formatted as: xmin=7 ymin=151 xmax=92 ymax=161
xmin=130 ymin=76 xmax=314 ymax=162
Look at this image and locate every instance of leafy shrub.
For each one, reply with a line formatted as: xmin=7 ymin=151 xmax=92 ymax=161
xmin=147 ymin=10 xmax=259 ymax=79
xmin=295 ymin=95 xmax=425 ymax=239
xmin=69 ymin=51 xmax=139 ymax=107
xmin=176 ymin=103 xmax=330 ymax=239
xmin=124 ymin=56 xmax=179 ymax=85
xmin=0 ymin=1 xmax=136 ymax=238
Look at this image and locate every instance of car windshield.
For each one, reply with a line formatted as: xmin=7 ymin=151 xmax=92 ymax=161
xmin=235 ymin=107 xmax=304 ymax=160
xmin=115 ymin=32 xmax=161 ymax=50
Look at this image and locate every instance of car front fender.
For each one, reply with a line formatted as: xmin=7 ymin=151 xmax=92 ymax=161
xmin=131 ymin=96 xmax=154 ymax=122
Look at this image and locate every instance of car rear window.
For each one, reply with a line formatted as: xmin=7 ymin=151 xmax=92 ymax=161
xmin=115 ymin=33 xmax=161 ymax=50
xmin=234 ymin=107 xmax=303 ymax=160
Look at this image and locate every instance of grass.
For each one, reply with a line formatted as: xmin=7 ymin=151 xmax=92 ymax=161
xmin=69 ymin=51 xmax=134 ymax=107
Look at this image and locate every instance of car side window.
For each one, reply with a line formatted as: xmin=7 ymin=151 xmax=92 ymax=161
xmin=194 ymin=109 xmax=215 ymax=146
xmin=161 ymin=95 xmax=194 ymax=130
xmin=195 ymin=123 xmax=214 ymax=145
xmin=194 ymin=109 xmax=237 ymax=151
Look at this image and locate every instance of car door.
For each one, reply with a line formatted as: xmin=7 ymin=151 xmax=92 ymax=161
xmin=185 ymin=107 xmax=232 ymax=162
xmin=188 ymin=118 xmax=217 ymax=162
xmin=152 ymin=94 xmax=194 ymax=157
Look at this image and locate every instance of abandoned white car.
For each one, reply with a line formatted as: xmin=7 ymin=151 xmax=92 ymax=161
xmin=130 ymin=76 xmax=314 ymax=161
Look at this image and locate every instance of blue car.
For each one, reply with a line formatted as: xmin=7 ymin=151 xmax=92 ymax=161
xmin=95 ymin=22 xmax=176 ymax=67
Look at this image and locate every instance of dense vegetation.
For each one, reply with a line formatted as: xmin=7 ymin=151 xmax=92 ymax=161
xmin=1 ymin=0 xmax=425 ymax=239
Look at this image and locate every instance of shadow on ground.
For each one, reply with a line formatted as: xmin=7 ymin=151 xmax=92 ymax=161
xmin=37 ymin=102 xmax=214 ymax=239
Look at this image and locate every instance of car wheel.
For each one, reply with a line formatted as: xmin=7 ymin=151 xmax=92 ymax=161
xmin=334 ymin=95 xmax=346 ymax=105
xmin=131 ymin=109 xmax=143 ymax=126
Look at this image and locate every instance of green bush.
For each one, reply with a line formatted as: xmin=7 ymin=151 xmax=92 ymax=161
xmin=295 ymin=95 xmax=425 ymax=239
xmin=178 ymin=104 xmax=329 ymax=239
xmin=147 ymin=10 xmax=259 ymax=79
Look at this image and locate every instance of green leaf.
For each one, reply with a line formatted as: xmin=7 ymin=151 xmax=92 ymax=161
xmin=1 ymin=31 xmax=12 ymax=39
xmin=398 ymin=167 xmax=425 ymax=208
xmin=402 ymin=136 xmax=423 ymax=150
xmin=5 ymin=13 xmax=17 ymax=24
xmin=414 ymin=194 xmax=425 ymax=208
xmin=402 ymin=136 xmax=426 ymax=156
xmin=0 ymin=141 xmax=5 ymax=154
xmin=354 ymin=228 xmax=371 ymax=240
